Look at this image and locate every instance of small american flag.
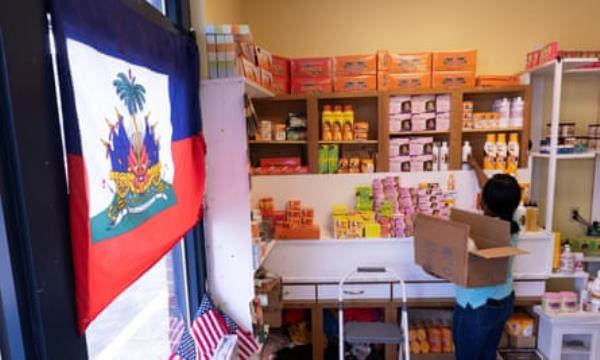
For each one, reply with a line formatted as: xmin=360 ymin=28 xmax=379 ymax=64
xmin=169 ymin=315 xmax=186 ymax=352
xmin=191 ymin=294 xmax=229 ymax=359
xmin=222 ymin=312 xmax=259 ymax=359
xmin=169 ymin=327 xmax=197 ymax=360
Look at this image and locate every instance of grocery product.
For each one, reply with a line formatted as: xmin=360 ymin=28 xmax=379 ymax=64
xmin=342 ymin=105 xmax=355 ymax=141
xmin=507 ymin=133 xmax=520 ymax=173
xmin=427 ymin=324 xmax=442 ymax=353
xmin=319 ymin=145 xmax=328 ymax=174
xmin=524 ymin=203 xmax=539 ymax=232
xmin=463 ymin=101 xmax=474 ymax=129
xmin=389 ymin=95 xmax=412 ymax=114
xmin=506 ymin=313 xmax=534 ymax=336
xmin=274 ymin=124 xmax=286 ymax=141
xmin=328 ymin=144 xmax=339 ymax=174
xmin=334 ymin=54 xmax=377 ymax=76
xmin=271 ymin=76 xmax=290 ymax=95
xmin=337 ymin=158 xmax=349 ymax=173
xmin=589 ymin=124 xmax=600 ymax=137
xmin=291 ymin=77 xmax=332 ymax=94
xmin=412 ymin=95 xmax=436 ymax=114
xmin=349 ymin=158 xmax=361 ymax=173
xmin=381 ymin=73 xmax=431 ymax=90
xmin=321 ymin=105 xmax=333 ymax=141
xmin=271 ymin=55 xmax=290 ymax=77
xmin=483 ymin=134 xmax=497 ymax=170
xmin=497 ymin=98 xmax=510 ymax=128
xmin=542 ymin=292 xmax=561 ymax=313
xmin=286 ymin=112 xmax=307 ymax=140
xmin=496 ymin=133 xmax=508 ymax=171
xmin=353 ymin=121 xmax=369 ymax=141
xmin=439 ymin=142 xmax=449 ymax=171
xmin=334 ymin=75 xmax=377 ymax=92
xmin=433 ymin=50 xmax=477 ymax=72
xmin=386 ymin=52 xmax=432 ymax=73
xmin=436 ymin=112 xmax=450 ymax=131
xmin=361 ymin=159 xmax=375 ymax=173
xmin=332 ymin=105 xmax=344 ymax=141
xmin=561 ymin=291 xmax=578 ymax=313
xmin=412 ymin=113 xmax=436 ymax=132
xmin=290 ymin=57 xmax=332 ymax=78
xmin=436 ymin=94 xmax=451 ymax=113
xmin=256 ymin=46 xmax=273 ymax=71
xmin=462 ymin=141 xmax=472 ymax=170
xmin=432 ymin=71 xmax=476 ymax=88
xmin=510 ymin=97 xmax=524 ymax=128
xmin=432 ymin=142 xmax=440 ymax=171
xmin=476 ymin=75 xmax=520 ymax=87
xmin=574 ymin=252 xmax=584 ymax=272
xmin=559 ymin=244 xmax=575 ymax=274
xmin=259 ymin=120 xmax=273 ymax=141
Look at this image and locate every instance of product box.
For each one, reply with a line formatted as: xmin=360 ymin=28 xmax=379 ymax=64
xmin=389 ymin=96 xmax=412 ymax=114
xmin=239 ymin=56 xmax=260 ymax=82
xmin=412 ymin=95 xmax=436 ymax=114
xmin=436 ymin=94 xmax=451 ymax=113
xmin=433 ymin=50 xmax=477 ymax=72
xmin=409 ymin=137 xmax=434 ymax=156
xmin=390 ymin=138 xmax=410 ymax=157
xmin=291 ymin=77 xmax=332 ymax=94
xmin=377 ymin=50 xmax=390 ymax=72
xmin=216 ymin=34 xmax=236 ymax=78
xmin=334 ymin=54 xmax=377 ymax=76
xmin=509 ymin=336 xmax=536 ymax=349
xmin=387 ymin=52 xmax=432 ymax=73
xmin=272 ymin=76 xmax=290 ymax=95
xmin=414 ymin=209 xmax=527 ymax=288
xmin=390 ymin=156 xmax=411 ymax=172
xmin=411 ymin=155 xmax=434 ymax=172
xmin=539 ymin=42 xmax=559 ymax=65
xmin=272 ymin=55 xmax=290 ymax=77
xmin=291 ymin=57 xmax=333 ymax=78
xmin=256 ymin=46 xmax=273 ymax=71
xmin=274 ymin=224 xmax=320 ymax=240
xmin=260 ymin=157 xmax=301 ymax=167
xmin=476 ymin=75 xmax=520 ymax=88
xmin=237 ymin=41 xmax=257 ymax=64
xmin=255 ymin=276 xmax=282 ymax=311
xmin=334 ymin=75 xmax=377 ymax=92
xmin=205 ymin=34 xmax=218 ymax=79
xmin=381 ymin=73 xmax=431 ymax=91
xmin=412 ymin=113 xmax=436 ymax=131
xmin=437 ymin=112 xmax=450 ymax=131
xmin=432 ymin=71 xmax=476 ymax=89
xmin=261 ymin=69 xmax=274 ymax=90
xmin=390 ymin=113 xmax=412 ymax=133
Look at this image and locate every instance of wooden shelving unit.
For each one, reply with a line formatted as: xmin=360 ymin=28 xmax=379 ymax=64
xmin=251 ymin=85 xmax=531 ymax=174
xmin=248 ymin=140 xmax=308 ymax=144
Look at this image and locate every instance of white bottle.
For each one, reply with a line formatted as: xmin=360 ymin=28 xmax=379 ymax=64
xmin=510 ymin=97 xmax=524 ymax=128
xmin=499 ymin=98 xmax=510 ymax=129
xmin=432 ymin=142 xmax=440 ymax=171
xmin=560 ymin=244 xmax=575 ymax=274
xmin=462 ymin=141 xmax=472 ymax=170
xmin=440 ymin=141 xmax=449 ymax=171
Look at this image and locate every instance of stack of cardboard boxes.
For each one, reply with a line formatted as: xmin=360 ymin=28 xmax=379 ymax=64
xmin=333 ymin=55 xmax=378 ymax=92
xmin=377 ymin=51 xmax=432 ymax=90
xmin=290 ymin=58 xmax=333 ymax=94
xmin=431 ymin=51 xmax=477 ymax=88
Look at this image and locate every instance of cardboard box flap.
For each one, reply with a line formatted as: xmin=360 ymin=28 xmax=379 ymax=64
xmin=450 ymin=208 xmax=510 ymax=249
xmin=469 ymin=246 xmax=528 ymax=259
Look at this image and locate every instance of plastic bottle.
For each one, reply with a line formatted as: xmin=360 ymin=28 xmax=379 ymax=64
xmin=342 ymin=105 xmax=354 ymax=141
xmin=483 ymin=134 xmax=497 ymax=170
xmin=510 ymin=97 xmax=524 ymax=128
xmin=432 ymin=142 xmax=440 ymax=171
xmin=332 ymin=105 xmax=343 ymax=141
xmin=495 ymin=133 xmax=508 ymax=171
xmin=321 ymin=105 xmax=333 ymax=141
xmin=462 ymin=141 xmax=472 ymax=170
xmin=507 ymin=133 xmax=520 ymax=174
xmin=560 ymin=244 xmax=575 ymax=274
xmin=499 ymin=98 xmax=510 ymax=129
xmin=439 ymin=141 xmax=449 ymax=171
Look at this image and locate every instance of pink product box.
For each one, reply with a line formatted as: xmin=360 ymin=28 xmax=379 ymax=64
xmin=410 ymin=155 xmax=434 ymax=172
xmin=390 ymin=113 xmax=412 ymax=132
xmin=390 ymin=96 xmax=412 ymax=114
xmin=418 ymin=201 xmax=445 ymax=210
xmin=411 ymin=95 xmax=436 ymax=114
xmin=418 ymin=195 xmax=444 ymax=204
xmin=436 ymin=112 xmax=450 ymax=131
xmin=412 ymin=112 xmax=436 ymax=131
xmin=390 ymin=156 xmax=411 ymax=172
xmin=409 ymin=137 xmax=434 ymax=156
xmin=436 ymin=94 xmax=451 ymax=113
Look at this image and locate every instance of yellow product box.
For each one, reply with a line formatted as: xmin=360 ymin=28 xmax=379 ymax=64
xmin=364 ymin=222 xmax=381 ymax=238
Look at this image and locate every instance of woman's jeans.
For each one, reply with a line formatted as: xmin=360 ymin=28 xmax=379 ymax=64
xmin=452 ymin=292 xmax=515 ymax=360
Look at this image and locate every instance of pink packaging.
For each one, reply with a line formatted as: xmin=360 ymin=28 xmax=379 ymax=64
xmin=411 ymin=155 xmax=433 ymax=172
xmin=390 ymin=113 xmax=412 ymax=132
xmin=390 ymin=96 xmax=412 ymax=114
xmin=436 ymin=112 xmax=450 ymax=131
xmin=560 ymin=291 xmax=578 ymax=313
xmin=411 ymin=95 xmax=436 ymax=114
xmin=390 ymin=156 xmax=411 ymax=172
xmin=436 ymin=94 xmax=451 ymax=113
xmin=412 ymin=113 xmax=436 ymax=131
xmin=543 ymin=292 xmax=562 ymax=313
xmin=409 ymin=137 xmax=434 ymax=156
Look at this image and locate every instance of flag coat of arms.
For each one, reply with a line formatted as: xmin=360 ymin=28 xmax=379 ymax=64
xmin=50 ymin=0 xmax=205 ymax=332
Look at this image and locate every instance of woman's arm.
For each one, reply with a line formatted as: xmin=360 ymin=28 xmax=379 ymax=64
xmin=468 ymin=155 xmax=488 ymax=189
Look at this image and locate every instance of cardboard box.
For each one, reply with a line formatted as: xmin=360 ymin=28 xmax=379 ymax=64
xmin=433 ymin=50 xmax=477 ymax=71
xmin=291 ymin=77 xmax=332 ymax=94
xmin=255 ymin=276 xmax=282 ymax=310
xmin=414 ymin=209 xmax=527 ymax=288
xmin=291 ymin=57 xmax=332 ymax=78
xmin=272 ymin=75 xmax=290 ymax=95
xmin=334 ymin=54 xmax=377 ymax=76
xmin=390 ymin=156 xmax=411 ymax=172
xmin=380 ymin=72 xmax=431 ymax=91
xmin=272 ymin=55 xmax=290 ymax=77
xmin=510 ymin=336 xmax=536 ymax=349
xmin=412 ymin=95 xmax=436 ymax=114
xmin=476 ymin=75 xmax=520 ymax=87
xmin=216 ymin=34 xmax=236 ymax=78
xmin=237 ymin=41 xmax=257 ymax=64
xmin=432 ymin=71 xmax=476 ymax=88
xmin=274 ymin=224 xmax=320 ymax=239
xmin=387 ymin=52 xmax=432 ymax=73
xmin=334 ymin=75 xmax=377 ymax=92
xmin=205 ymin=34 xmax=218 ymax=79
xmin=256 ymin=46 xmax=273 ymax=71
xmin=261 ymin=69 xmax=274 ymax=90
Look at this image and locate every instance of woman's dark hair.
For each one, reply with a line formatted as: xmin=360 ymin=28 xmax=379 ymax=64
xmin=482 ymin=174 xmax=522 ymax=234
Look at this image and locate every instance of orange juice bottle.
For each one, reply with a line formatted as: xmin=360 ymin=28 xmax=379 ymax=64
xmin=322 ymin=105 xmax=333 ymax=141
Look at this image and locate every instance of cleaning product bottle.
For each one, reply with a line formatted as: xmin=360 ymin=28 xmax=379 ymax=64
xmin=342 ymin=105 xmax=354 ymax=141
xmin=499 ymin=98 xmax=510 ymax=129
xmin=495 ymin=133 xmax=508 ymax=171
xmin=483 ymin=134 xmax=497 ymax=170
xmin=462 ymin=141 xmax=472 ymax=170
xmin=322 ymin=105 xmax=333 ymax=141
xmin=432 ymin=142 xmax=440 ymax=171
xmin=510 ymin=97 xmax=524 ymax=128
xmin=507 ymin=133 xmax=520 ymax=174
xmin=332 ymin=105 xmax=343 ymax=141
xmin=439 ymin=141 xmax=449 ymax=171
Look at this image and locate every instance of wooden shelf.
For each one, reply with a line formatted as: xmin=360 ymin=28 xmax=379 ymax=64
xmin=390 ymin=130 xmax=449 ymax=136
xmin=248 ymin=140 xmax=307 ymax=144
xmin=461 ymin=85 xmax=528 ymax=94
xmin=463 ymin=127 xmax=523 ymax=134
xmin=318 ymin=140 xmax=378 ymax=144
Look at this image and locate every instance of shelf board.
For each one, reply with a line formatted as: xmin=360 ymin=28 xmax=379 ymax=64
xmin=244 ymin=78 xmax=274 ymax=99
xmin=583 ymin=256 xmax=600 ymax=263
xmin=463 ymin=127 xmax=523 ymax=134
xmin=533 ymin=305 xmax=600 ymax=324
xmin=565 ymin=67 xmax=600 ymax=75
xmin=461 ymin=85 xmax=528 ymax=94
xmin=531 ymin=152 xmax=597 ymax=160
xmin=522 ymin=58 xmax=600 ymax=77
xmin=561 ymin=346 xmax=591 ymax=355
xmin=317 ymin=90 xmax=379 ymax=99
xmin=548 ymin=271 xmax=589 ymax=279
xmin=318 ymin=140 xmax=378 ymax=144
xmin=248 ymin=140 xmax=307 ymax=144
xmin=390 ymin=130 xmax=449 ymax=136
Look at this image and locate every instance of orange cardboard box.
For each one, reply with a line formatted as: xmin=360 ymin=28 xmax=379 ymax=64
xmin=432 ymin=71 xmax=475 ymax=88
xmin=261 ymin=69 xmax=274 ymax=90
xmin=272 ymin=55 xmax=290 ymax=77
xmin=334 ymin=75 xmax=377 ymax=92
xmin=240 ymin=57 xmax=259 ymax=82
xmin=256 ymin=46 xmax=273 ymax=71
xmin=387 ymin=53 xmax=432 ymax=73
xmin=379 ymin=72 xmax=431 ymax=91
xmin=291 ymin=77 xmax=332 ymax=94
xmin=237 ymin=41 xmax=257 ymax=64
xmin=291 ymin=57 xmax=332 ymax=78
xmin=334 ymin=54 xmax=377 ymax=76
xmin=433 ymin=50 xmax=477 ymax=71
xmin=476 ymin=75 xmax=520 ymax=87
xmin=272 ymin=76 xmax=290 ymax=95
xmin=377 ymin=50 xmax=389 ymax=72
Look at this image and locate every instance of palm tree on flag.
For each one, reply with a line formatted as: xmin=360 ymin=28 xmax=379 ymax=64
xmin=113 ymin=69 xmax=146 ymax=116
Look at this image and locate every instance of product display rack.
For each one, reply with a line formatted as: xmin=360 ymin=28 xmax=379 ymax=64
xmin=251 ymin=85 xmax=531 ymax=175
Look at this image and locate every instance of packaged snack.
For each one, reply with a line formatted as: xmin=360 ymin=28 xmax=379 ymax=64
xmin=349 ymin=158 xmax=361 ymax=173
xmin=256 ymin=46 xmax=273 ymax=71
xmin=354 ymin=121 xmax=369 ymax=141
xmin=433 ymin=50 xmax=477 ymax=71
xmin=334 ymin=75 xmax=377 ymax=92
xmin=274 ymin=124 xmax=286 ymax=141
xmin=334 ymin=54 xmax=377 ymax=76
xmin=361 ymin=159 xmax=375 ymax=173
xmin=271 ymin=55 xmax=290 ymax=77
xmin=291 ymin=77 xmax=332 ymax=94
xmin=319 ymin=145 xmax=329 ymax=174
xmin=328 ymin=145 xmax=339 ymax=173
xmin=291 ymin=57 xmax=332 ymax=78
xmin=432 ymin=71 xmax=476 ymax=88
xmin=383 ymin=73 xmax=431 ymax=90
xmin=272 ymin=76 xmax=290 ymax=95
xmin=259 ymin=120 xmax=272 ymax=141
xmin=337 ymin=158 xmax=349 ymax=174
xmin=385 ymin=52 xmax=432 ymax=73
xmin=412 ymin=95 xmax=436 ymax=114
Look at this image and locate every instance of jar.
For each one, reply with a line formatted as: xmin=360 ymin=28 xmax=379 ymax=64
xmin=560 ymin=291 xmax=578 ymax=312
xmin=543 ymin=292 xmax=562 ymax=313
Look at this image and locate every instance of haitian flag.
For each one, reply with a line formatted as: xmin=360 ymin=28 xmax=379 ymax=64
xmin=50 ymin=0 xmax=205 ymax=332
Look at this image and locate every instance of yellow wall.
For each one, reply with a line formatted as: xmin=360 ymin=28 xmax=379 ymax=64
xmin=203 ymin=0 xmax=241 ymax=24
xmin=239 ymin=0 xmax=600 ymax=74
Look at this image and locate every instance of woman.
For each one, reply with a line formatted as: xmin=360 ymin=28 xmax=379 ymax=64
xmin=451 ymin=156 xmax=522 ymax=359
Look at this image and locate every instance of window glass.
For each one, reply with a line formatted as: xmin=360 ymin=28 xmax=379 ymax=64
xmin=146 ymin=0 xmax=166 ymax=14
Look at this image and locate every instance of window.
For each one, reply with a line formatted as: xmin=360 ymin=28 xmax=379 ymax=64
xmin=146 ymin=0 xmax=166 ymax=14
xmin=86 ymin=241 xmax=189 ymax=359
